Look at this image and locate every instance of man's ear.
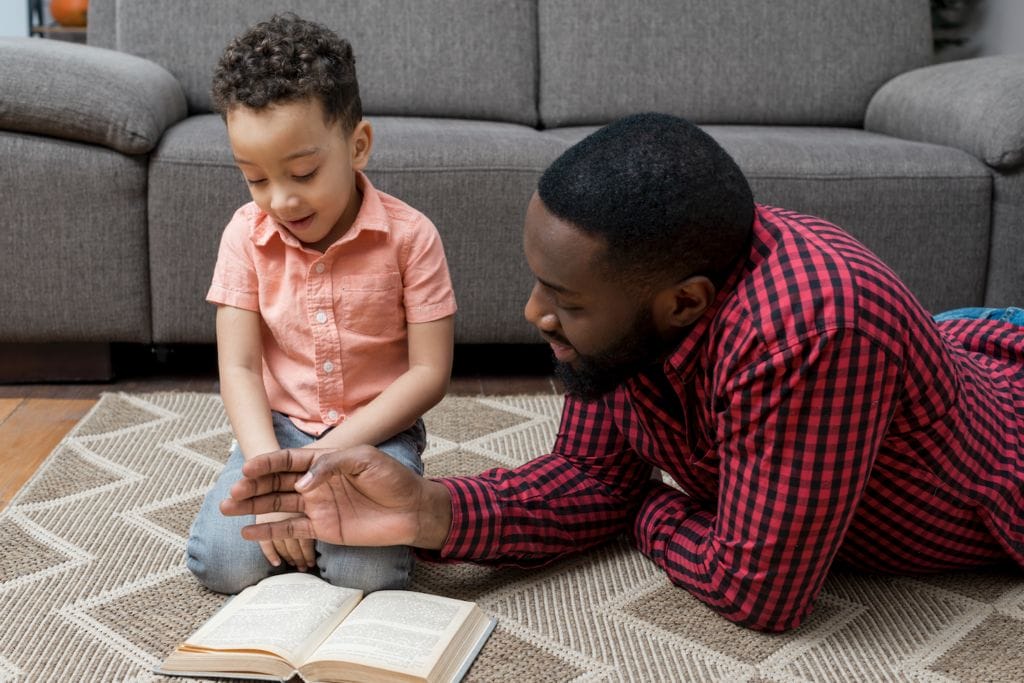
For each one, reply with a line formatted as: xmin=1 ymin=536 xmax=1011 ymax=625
xmin=653 ymin=276 xmax=716 ymax=332
xmin=349 ymin=120 xmax=373 ymax=170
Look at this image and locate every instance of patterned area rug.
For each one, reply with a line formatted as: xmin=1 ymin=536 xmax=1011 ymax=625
xmin=1 ymin=392 xmax=1023 ymax=682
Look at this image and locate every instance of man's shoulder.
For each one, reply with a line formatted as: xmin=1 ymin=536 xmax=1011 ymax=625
xmin=724 ymin=205 xmax=919 ymax=351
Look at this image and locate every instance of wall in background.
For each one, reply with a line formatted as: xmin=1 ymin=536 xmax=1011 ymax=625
xmin=0 ymin=2 xmax=29 ymax=37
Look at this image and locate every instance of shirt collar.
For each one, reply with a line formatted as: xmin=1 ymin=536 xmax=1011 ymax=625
xmin=660 ymin=206 xmax=767 ymax=379
xmin=251 ymin=171 xmax=390 ymax=248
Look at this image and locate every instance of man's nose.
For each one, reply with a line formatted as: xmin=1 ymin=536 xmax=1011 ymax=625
xmin=524 ymin=284 xmax=559 ymax=332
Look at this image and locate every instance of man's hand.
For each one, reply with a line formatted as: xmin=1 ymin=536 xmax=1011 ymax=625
xmin=220 ymin=445 xmax=453 ymax=550
xmin=254 ymin=512 xmax=315 ymax=571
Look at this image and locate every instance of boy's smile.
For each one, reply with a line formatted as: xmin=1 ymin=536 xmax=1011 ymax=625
xmin=225 ymin=98 xmax=372 ymax=252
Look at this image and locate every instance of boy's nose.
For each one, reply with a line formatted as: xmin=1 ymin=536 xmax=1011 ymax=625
xmin=270 ymin=189 xmax=300 ymax=213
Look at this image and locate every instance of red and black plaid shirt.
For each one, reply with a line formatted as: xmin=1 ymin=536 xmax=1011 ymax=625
xmin=428 ymin=205 xmax=1024 ymax=632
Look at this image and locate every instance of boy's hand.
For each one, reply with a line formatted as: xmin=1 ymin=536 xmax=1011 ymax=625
xmin=255 ymin=512 xmax=315 ymax=571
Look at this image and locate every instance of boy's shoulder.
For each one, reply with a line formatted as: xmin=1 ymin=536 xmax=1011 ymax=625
xmin=224 ymin=201 xmax=275 ymax=241
xmin=372 ymin=186 xmax=432 ymax=233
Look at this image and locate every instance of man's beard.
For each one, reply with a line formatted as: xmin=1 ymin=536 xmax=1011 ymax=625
xmin=553 ymin=308 xmax=673 ymax=401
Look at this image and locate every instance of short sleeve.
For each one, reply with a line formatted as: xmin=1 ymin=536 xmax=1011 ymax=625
xmin=206 ymin=204 xmax=260 ymax=312
xmin=400 ymin=215 xmax=457 ymax=324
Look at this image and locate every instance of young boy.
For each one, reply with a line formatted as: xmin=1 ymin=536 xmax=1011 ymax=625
xmin=186 ymin=14 xmax=457 ymax=594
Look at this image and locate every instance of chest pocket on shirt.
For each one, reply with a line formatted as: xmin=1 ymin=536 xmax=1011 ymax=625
xmin=339 ymin=273 xmax=403 ymax=337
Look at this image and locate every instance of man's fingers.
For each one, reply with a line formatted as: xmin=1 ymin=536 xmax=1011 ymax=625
xmin=220 ymin=492 xmax=305 ymax=516
xmin=241 ymin=516 xmax=316 ymax=542
xmin=228 ymin=472 xmax=305 ymax=502
xmin=240 ymin=448 xmax=317 ymax=479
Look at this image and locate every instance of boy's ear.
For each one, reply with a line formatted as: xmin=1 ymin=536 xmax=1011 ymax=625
xmin=349 ymin=120 xmax=373 ymax=171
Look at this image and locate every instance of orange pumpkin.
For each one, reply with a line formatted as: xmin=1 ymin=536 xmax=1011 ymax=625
xmin=50 ymin=0 xmax=88 ymax=27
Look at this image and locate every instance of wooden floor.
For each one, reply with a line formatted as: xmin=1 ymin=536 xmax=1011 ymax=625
xmin=0 ymin=343 xmax=558 ymax=512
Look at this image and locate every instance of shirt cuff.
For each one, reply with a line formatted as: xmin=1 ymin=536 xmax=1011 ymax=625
xmin=206 ymin=284 xmax=258 ymax=311
xmin=631 ymin=481 xmax=699 ymax=560
xmin=415 ymin=476 xmax=503 ymax=563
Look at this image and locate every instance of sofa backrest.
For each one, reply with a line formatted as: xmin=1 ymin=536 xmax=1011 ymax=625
xmin=87 ymin=0 xmax=538 ymax=126
xmin=537 ymin=0 xmax=933 ymax=127
xmin=89 ymin=0 xmax=935 ymax=130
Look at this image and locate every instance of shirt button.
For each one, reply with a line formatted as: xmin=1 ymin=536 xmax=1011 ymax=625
xmin=315 ymin=263 xmax=326 ymax=274
xmin=327 ymin=410 xmax=339 ymax=422
xmin=315 ymin=310 xmax=328 ymax=324
xmin=323 ymin=361 xmax=334 ymax=373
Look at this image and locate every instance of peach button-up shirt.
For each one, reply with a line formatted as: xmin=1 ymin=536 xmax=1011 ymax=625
xmin=207 ymin=172 xmax=457 ymax=435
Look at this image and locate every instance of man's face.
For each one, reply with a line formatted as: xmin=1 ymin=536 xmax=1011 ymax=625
xmin=522 ymin=194 xmax=675 ymax=399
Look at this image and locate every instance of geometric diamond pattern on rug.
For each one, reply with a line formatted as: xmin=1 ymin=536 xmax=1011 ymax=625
xmin=71 ymin=393 xmax=164 ymax=437
xmin=463 ymin=627 xmax=584 ymax=683
xmin=424 ymin=449 xmax=507 ymax=478
xmin=85 ymin=573 xmax=226 ymax=660
xmin=3 ymin=391 xmax=1024 ymax=683
xmin=928 ymin=612 xmax=1024 ymax=681
xmin=621 ymin=583 xmax=837 ymax=666
xmin=424 ymin=396 xmax=532 ymax=443
xmin=14 ymin=446 xmax=121 ymax=504
xmin=911 ymin=567 xmax=1024 ymax=603
xmin=0 ymin=518 xmax=71 ymax=582
xmin=179 ymin=431 xmax=234 ymax=464
xmin=142 ymin=495 xmax=205 ymax=540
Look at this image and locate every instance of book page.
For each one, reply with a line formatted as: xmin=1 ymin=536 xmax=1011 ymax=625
xmin=306 ymin=591 xmax=474 ymax=676
xmin=186 ymin=574 xmax=363 ymax=663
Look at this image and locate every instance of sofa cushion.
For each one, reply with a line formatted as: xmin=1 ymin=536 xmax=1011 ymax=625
xmin=147 ymin=115 xmax=565 ymax=343
xmin=538 ymin=0 xmax=932 ymax=128
xmin=0 ymin=38 xmax=186 ymax=155
xmin=0 ymin=132 xmax=151 ymax=342
xmin=105 ymin=0 xmax=538 ymax=125
xmin=545 ymin=125 xmax=991 ymax=313
xmin=866 ymin=55 xmax=1024 ymax=170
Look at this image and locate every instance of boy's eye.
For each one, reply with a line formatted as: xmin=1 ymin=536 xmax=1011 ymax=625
xmin=294 ymin=169 xmax=318 ymax=182
xmin=244 ymin=178 xmax=266 ymax=186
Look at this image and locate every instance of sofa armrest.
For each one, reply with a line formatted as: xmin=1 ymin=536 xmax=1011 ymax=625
xmin=0 ymin=38 xmax=187 ymax=155
xmin=865 ymin=55 xmax=1024 ymax=170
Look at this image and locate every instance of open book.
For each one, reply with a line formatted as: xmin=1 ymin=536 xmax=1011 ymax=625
xmin=156 ymin=573 xmax=496 ymax=683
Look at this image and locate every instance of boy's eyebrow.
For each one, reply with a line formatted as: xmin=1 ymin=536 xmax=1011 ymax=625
xmin=233 ymin=147 xmax=323 ymax=165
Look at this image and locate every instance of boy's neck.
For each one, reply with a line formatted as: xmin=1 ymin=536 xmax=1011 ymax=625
xmin=310 ymin=179 xmax=364 ymax=253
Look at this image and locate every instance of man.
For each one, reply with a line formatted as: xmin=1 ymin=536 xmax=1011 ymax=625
xmin=221 ymin=113 xmax=1024 ymax=633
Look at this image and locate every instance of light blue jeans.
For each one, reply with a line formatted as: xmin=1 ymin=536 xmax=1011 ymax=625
xmin=933 ymin=306 xmax=1024 ymax=325
xmin=186 ymin=412 xmax=426 ymax=594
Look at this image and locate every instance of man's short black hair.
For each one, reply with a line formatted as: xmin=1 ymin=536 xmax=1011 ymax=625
xmin=537 ymin=113 xmax=754 ymax=288
xmin=211 ymin=13 xmax=362 ymax=131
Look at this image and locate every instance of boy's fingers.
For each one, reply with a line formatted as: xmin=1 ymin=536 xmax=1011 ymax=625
xmin=220 ymin=492 xmax=305 ymax=517
xmin=299 ymin=539 xmax=316 ymax=569
xmin=259 ymin=540 xmax=282 ymax=567
xmin=242 ymin=516 xmax=316 ymax=542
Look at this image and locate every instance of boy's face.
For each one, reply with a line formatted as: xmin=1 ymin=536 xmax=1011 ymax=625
xmin=226 ymin=99 xmax=372 ymax=251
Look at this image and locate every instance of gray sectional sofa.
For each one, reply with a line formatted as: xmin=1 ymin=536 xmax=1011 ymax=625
xmin=1 ymin=0 xmax=1022 ymax=372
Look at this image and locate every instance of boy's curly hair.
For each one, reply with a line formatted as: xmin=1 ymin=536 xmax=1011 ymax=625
xmin=211 ymin=13 xmax=362 ymax=131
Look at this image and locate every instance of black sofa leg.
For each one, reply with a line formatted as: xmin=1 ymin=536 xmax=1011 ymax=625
xmin=0 ymin=343 xmax=113 ymax=383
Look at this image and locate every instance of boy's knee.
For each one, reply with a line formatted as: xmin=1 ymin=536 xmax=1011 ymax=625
xmin=317 ymin=545 xmax=414 ymax=592
xmin=186 ymin=535 xmax=269 ymax=595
